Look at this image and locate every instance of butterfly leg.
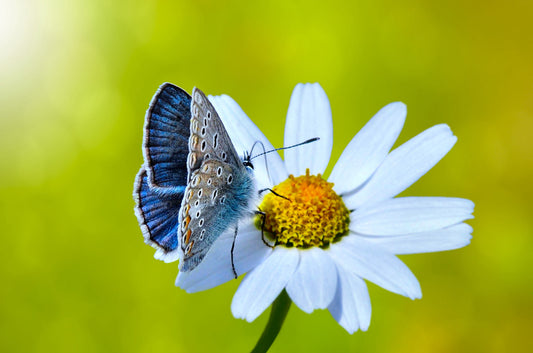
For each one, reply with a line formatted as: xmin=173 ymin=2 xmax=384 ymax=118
xmin=230 ymin=225 xmax=238 ymax=279
xmin=254 ymin=209 xmax=275 ymax=248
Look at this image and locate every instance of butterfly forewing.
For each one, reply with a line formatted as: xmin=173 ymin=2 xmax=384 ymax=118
xmin=186 ymin=88 xmax=243 ymax=177
xmin=144 ymin=83 xmax=191 ymax=192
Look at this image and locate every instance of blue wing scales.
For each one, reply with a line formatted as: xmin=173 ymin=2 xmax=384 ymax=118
xmin=143 ymin=83 xmax=191 ymax=192
xmin=134 ymin=167 xmax=182 ymax=262
xmin=134 ymin=83 xmax=191 ymax=261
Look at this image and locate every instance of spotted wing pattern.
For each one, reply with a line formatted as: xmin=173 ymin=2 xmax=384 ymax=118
xmin=133 ymin=83 xmax=191 ymax=262
xmin=178 ymin=88 xmax=255 ymax=272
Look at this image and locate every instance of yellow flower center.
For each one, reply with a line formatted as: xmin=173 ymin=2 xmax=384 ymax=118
xmin=256 ymin=169 xmax=350 ymax=248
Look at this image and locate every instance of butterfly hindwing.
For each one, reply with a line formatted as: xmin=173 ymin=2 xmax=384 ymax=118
xmin=134 ymin=167 xmax=182 ymax=261
xmin=144 ymin=83 xmax=191 ymax=192
xmin=178 ymin=160 xmax=244 ymax=271
xmin=178 ymin=88 xmax=256 ymax=272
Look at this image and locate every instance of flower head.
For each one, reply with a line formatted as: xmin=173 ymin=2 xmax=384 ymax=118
xmin=258 ymin=170 xmax=351 ymax=248
xmin=176 ymin=83 xmax=474 ymax=333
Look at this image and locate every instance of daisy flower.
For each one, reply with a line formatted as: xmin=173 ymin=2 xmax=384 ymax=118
xmin=176 ymin=83 xmax=474 ymax=333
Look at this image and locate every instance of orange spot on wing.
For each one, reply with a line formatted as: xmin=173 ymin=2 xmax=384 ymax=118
xmin=185 ymin=229 xmax=192 ymax=244
xmin=186 ymin=240 xmax=194 ymax=255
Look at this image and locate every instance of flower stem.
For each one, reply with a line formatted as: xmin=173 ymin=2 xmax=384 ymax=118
xmin=250 ymin=290 xmax=292 ymax=353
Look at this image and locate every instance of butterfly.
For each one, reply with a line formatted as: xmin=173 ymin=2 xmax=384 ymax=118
xmin=134 ymin=83 xmax=257 ymax=273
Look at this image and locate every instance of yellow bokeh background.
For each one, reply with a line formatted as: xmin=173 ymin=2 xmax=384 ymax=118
xmin=1 ymin=0 xmax=532 ymax=352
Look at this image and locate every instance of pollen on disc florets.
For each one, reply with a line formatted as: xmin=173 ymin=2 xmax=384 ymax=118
xmin=256 ymin=169 xmax=350 ymax=248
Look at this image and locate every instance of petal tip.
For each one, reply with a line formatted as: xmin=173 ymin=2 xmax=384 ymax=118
xmin=410 ymin=290 xmax=423 ymax=300
xmin=388 ymin=101 xmax=407 ymax=113
xmin=435 ymin=123 xmax=454 ymax=135
xmin=310 ymin=82 xmax=325 ymax=90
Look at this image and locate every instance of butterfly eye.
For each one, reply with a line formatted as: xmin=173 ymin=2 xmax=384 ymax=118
xmin=207 ymin=178 xmax=212 ymax=185
xmin=212 ymin=189 xmax=218 ymax=200
xmin=198 ymin=189 xmax=203 ymax=197
xmin=244 ymin=160 xmax=254 ymax=169
xmin=201 ymin=140 xmax=207 ymax=152
xmin=217 ymin=167 xmax=223 ymax=176
xmin=204 ymin=153 xmax=211 ymax=160
xmin=213 ymin=133 xmax=218 ymax=148
xmin=227 ymin=174 xmax=233 ymax=184
xmin=199 ymin=218 xmax=204 ymax=227
xmin=221 ymin=152 xmax=227 ymax=161
xmin=201 ymin=127 xmax=206 ymax=136
xmin=207 ymin=111 xmax=211 ymax=119
xmin=196 ymin=211 xmax=201 ymax=218
xmin=203 ymin=118 xmax=208 ymax=127
xmin=194 ymin=200 xmax=200 ymax=207
xmin=220 ymin=195 xmax=226 ymax=204
xmin=199 ymin=230 xmax=205 ymax=241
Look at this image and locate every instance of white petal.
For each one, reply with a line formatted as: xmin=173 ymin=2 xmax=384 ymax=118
xmin=285 ymin=248 xmax=337 ymax=313
xmin=363 ymin=223 xmax=473 ymax=255
xmin=344 ymin=124 xmax=457 ymax=209
xmin=329 ymin=235 xmax=422 ymax=299
xmin=231 ymin=247 xmax=299 ymax=322
xmin=330 ymin=102 xmax=406 ymax=194
xmin=176 ymin=219 xmax=270 ymax=293
xmin=284 ymin=83 xmax=333 ymax=176
xmin=209 ymin=94 xmax=288 ymax=188
xmin=351 ymin=197 xmax=475 ymax=235
xmin=328 ymin=264 xmax=371 ymax=333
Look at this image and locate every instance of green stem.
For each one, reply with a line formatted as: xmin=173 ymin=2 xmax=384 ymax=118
xmin=250 ymin=290 xmax=292 ymax=353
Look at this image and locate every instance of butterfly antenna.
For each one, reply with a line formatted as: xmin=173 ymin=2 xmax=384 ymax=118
xmin=247 ymin=140 xmax=274 ymax=186
xmin=250 ymin=137 xmax=320 ymax=160
xmin=247 ymin=140 xmax=263 ymax=162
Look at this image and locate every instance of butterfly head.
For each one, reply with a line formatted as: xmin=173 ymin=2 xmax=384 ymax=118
xmin=242 ymin=151 xmax=254 ymax=170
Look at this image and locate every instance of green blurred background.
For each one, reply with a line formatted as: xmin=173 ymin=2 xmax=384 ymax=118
xmin=1 ymin=0 xmax=532 ymax=352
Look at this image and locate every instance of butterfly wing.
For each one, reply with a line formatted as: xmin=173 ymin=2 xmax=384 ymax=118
xmin=185 ymin=88 xmax=243 ymax=177
xmin=133 ymin=83 xmax=191 ymax=261
xmin=178 ymin=88 xmax=255 ymax=272
xmin=143 ymin=83 xmax=191 ymax=192
xmin=134 ymin=167 xmax=181 ymax=261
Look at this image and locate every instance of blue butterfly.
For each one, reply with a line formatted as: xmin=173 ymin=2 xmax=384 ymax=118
xmin=134 ymin=84 xmax=256 ymax=273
